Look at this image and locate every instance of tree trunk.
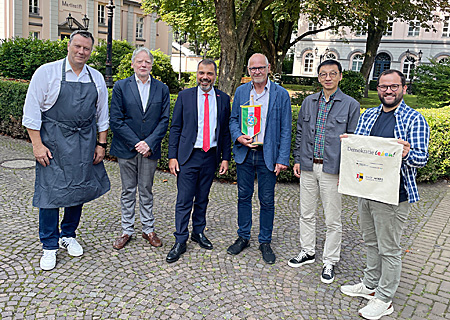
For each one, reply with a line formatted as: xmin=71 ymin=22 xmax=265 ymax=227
xmin=214 ymin=0 xmax=269 ymax=96
xmin=360 ymin=18 xmax=386 ymax=98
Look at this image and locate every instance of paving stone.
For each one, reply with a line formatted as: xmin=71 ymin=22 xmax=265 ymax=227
xmin=0 ymin=135 xmax=449 ymax=319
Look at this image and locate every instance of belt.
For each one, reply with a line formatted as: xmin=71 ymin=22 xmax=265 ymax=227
xmin=251 ymin=145 xmax=263 ymax=151
xmin=313 ymin=158 xmax=323 ymax=164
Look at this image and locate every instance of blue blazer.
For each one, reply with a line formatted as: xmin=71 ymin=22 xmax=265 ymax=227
xmin=229 ymin=80 xmax=292 ymax=171
xmin=110 ymin=75 xmax=170 ymax=160
xmin=168 ymin=87 xmax=231 ymax=166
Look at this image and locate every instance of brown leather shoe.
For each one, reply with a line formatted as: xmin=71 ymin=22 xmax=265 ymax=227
xmin=142 ymin=232 xmax=162 ymax=247
xmin=113 ymin=234 xmax=131 ymax=250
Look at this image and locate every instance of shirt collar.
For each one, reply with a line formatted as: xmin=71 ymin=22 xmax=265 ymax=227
xmin=135 ymin=74 xmax=151 ymax=85
xmin=65 ymin=57 xmax=88 ymax=76
xmin=251 ymin=79 xmax=270 ymax=93
xmin=198 ymin=86 xmax=215 ymax=97
xmin=320 ymin=89 xmax=337 ymax=103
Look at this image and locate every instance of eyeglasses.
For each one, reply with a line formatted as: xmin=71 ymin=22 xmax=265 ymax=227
xmin=248 ymin=66 xmax=267 ymax=73
xmin=318 ymin=71 xmax=339 ymax=79
xmin=377 ymin=84 xmax=402 ymax=92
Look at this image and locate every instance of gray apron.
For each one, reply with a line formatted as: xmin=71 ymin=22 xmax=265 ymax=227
xmin=33 ymin=59 xmax=110 ymax=208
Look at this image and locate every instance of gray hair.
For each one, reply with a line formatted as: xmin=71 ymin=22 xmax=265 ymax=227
xmin=132 ymin=47 xmax=154 ymax=63
xmin=69 ymin=30 xmax=94 ymax=47
xmin=248 ymin=53 xmax=269 ymax=67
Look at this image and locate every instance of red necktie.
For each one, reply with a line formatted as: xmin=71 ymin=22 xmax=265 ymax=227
xmin=203 ymin=93 xmax=210 ymax=152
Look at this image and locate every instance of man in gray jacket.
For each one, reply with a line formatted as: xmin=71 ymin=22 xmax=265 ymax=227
xmin=288 ymin=60 xmax=360 ymax=283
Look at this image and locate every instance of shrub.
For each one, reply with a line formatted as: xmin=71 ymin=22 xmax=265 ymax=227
xmin=114 ymin=50 xmax=182 ymax=93
xmin=414 ymin=60 xmax=450 ymax=108
xmin=88 ymin=39 xmax=134 ymax=77
xmin=0 ymin=37 xmax=67 ymax=80
xmin=339 ymin=70 xmax=365 ymax=100
xmin=2 ymin=78 xmax=449 ymax=183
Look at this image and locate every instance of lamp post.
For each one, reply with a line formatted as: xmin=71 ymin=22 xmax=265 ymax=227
xmin=66 ymin=13 xmax=90 ymax=30
xmin=319 ymin=47 xmax=329 ymax=64
xmin=105 ymin=0 xmax=115 ymax=88
xmin=405 ymin=49 xmax=422 ymax=94
xmin=174 ymin=31 xmax=187 ymax=81
xmin=202 ymin=40 xmax=210 ymax=59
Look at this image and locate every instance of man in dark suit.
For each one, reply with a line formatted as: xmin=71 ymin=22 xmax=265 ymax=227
xmin=166 ymin=59 xmax=231 ymax=263
xmin=110 ymin=47 xmax=170 ymax=250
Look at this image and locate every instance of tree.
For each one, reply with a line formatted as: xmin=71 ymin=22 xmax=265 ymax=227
xmin=414 ymin=59 xmax=450 ymax=108
xmin=351 ymin=0 xmax=449 ymax=97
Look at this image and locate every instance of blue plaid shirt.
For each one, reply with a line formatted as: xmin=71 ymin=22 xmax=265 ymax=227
xmin=354 ymin=100 xmax=430 ymax=203
xmin=314 ymin=90 xmax=336 ymax=158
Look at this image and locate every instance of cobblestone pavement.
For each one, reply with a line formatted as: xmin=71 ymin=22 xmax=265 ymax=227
xmin=0 ymin=134 xmax=449 ymax=320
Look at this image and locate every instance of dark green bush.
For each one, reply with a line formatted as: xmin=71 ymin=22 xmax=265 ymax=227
xmin=2 ymin=78 xmax=449 ymax=183
xmin=339 ymin=70 xmax=365 ymax=100
xmin=0 ymin=37 xmax=67 ymax=80
xmin=414 ymin=60 xmax=450 ymax=108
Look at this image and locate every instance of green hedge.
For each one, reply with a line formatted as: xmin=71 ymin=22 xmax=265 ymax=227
xmin=1 ymin=78 xmax=449 ymax=183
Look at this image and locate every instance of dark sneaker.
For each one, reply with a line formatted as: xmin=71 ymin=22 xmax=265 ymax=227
xmin=227 ymin=237 xmax=249 ymax=255
xmin=259 ymin=243 xmax=276 ymax=264
xmin=321 ymin=263 xmax=335 ymax=284
xmin=287 ymin=250 xmax=315 ymax=268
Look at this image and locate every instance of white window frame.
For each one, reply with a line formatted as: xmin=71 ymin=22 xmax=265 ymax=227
xmin=98 ymin=4 xmax=106 ymax=25
xmin=308 ymin=22 xmax=317 ymax=32
xmin=136 ymin=16 xmax=144 ymax=39
xmin=402 ymin=57 xmax=416 ymax=80
xmin=29 ymin=0 xmax=39 ymax=15
xmin=443 ymin=16 xmax=450 ymax=37
xmin=304 ymin=52 xmax=314 ymax=74
xmin=352 ymin=54 xmax=364 ymax=72
xmin=384 ymin=19 xmax=394 ymax=36
xmin=408 ymin=18 xmax=420 ymax=37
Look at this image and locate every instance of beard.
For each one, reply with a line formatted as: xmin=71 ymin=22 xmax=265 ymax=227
xmin=198 ymin=79 xmax=213 ymax=92
xmin=378 ymin=92 xmax=403 ymax=109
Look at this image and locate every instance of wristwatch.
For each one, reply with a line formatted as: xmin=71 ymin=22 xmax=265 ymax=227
xmin=96 ymin=141 xmax=107 ymax=149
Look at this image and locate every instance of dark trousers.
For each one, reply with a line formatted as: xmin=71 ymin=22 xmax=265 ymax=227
xmin=39 ymin=204 xmax=83 ymax=250
xmin=174 ymin=148 xmax=217 ymax=243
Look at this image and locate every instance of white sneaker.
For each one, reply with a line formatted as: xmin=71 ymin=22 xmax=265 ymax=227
xmin=59 ymin=237 xmax=83 ymax=256
xmin=40 ymin=249 xmax=57 ymax=271
xmin=359 ymin=297 xmax=394 ymax=320
xmin=341 ymin=281 xmax=376 ymax=299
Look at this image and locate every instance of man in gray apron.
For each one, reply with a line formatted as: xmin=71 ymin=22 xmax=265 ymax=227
xmin=22 ymin=30 xmax=110 ymax=271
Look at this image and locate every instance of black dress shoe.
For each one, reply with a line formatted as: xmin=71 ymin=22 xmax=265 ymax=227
xmin=259 ymin=243 xmax=276 ymax=264
xmin=227 ymin=236 xmax=250 ymax=255
xmin=191 ymin=232 xmax=213 ymax=250
xmin=166 ymin=242 xmax=186 ymax=263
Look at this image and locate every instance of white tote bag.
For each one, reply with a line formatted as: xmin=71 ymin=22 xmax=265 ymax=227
xmin=338 ymin=134 xmax=403 ymax=205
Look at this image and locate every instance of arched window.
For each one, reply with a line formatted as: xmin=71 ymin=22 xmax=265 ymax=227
xmin=304 ymin=52 xmax=314 ymax=73
xmin=373 ymin=53 xmax=391 ymax=79
xmin=325 ymin=53 xmax=337 ymax=61
xmin=352 ymin=54 xmax=364 ymax=72
xmin=402 ymin=56 xmax=416 ymax=80
xmin=438 ymin=56 xmax=449 ymax=64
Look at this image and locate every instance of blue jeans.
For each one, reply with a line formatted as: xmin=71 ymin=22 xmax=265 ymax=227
xmin=39 ymin=205 xmax=83 ymax=250
xmin=236 ymin=149 xmax=277 ymax=243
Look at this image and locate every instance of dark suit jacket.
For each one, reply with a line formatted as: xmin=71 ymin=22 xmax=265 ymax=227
xmin=168 ymin=87 xmax=231 ymax=166
xmin=110 ymin=75 xmax=170 ymax=160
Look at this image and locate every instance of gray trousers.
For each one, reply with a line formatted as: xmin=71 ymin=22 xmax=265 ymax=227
xmin=359 ymin=198 xmax=411 ymax=302
xmin=299 ymin=163 xmax=342 ymax=265
xmin=118 ymin=155 xmax=158 ymax=235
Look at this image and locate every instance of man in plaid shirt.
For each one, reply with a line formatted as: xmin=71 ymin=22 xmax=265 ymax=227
xmin=288 ymin=60 xmax=360 ymax=283
xmin=340 ymin=69 xmax=430 ymax=320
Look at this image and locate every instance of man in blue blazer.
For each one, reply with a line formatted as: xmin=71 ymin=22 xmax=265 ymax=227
xmin=110 ymin=47 xmax=170 ymax=250
xmin=166 ymin=59 xmax=231 ymax=263
xmin=228 ymin=53 xmax=292 ymax=264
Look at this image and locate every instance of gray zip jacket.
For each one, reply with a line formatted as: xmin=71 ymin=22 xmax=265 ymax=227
xmin=293 ymin=88 xmax=360 ymax=175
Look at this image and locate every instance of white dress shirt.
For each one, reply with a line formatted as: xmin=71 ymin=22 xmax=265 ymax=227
xmin=194 ymin=87 xmax=218 ymax=148
xmin=135 ymin=74 xmax=151 ymax=112
xmin=250 ymin=80 xmax=270 ymax=143
xmin=22 ymin=57 xmax=109 ymax=131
